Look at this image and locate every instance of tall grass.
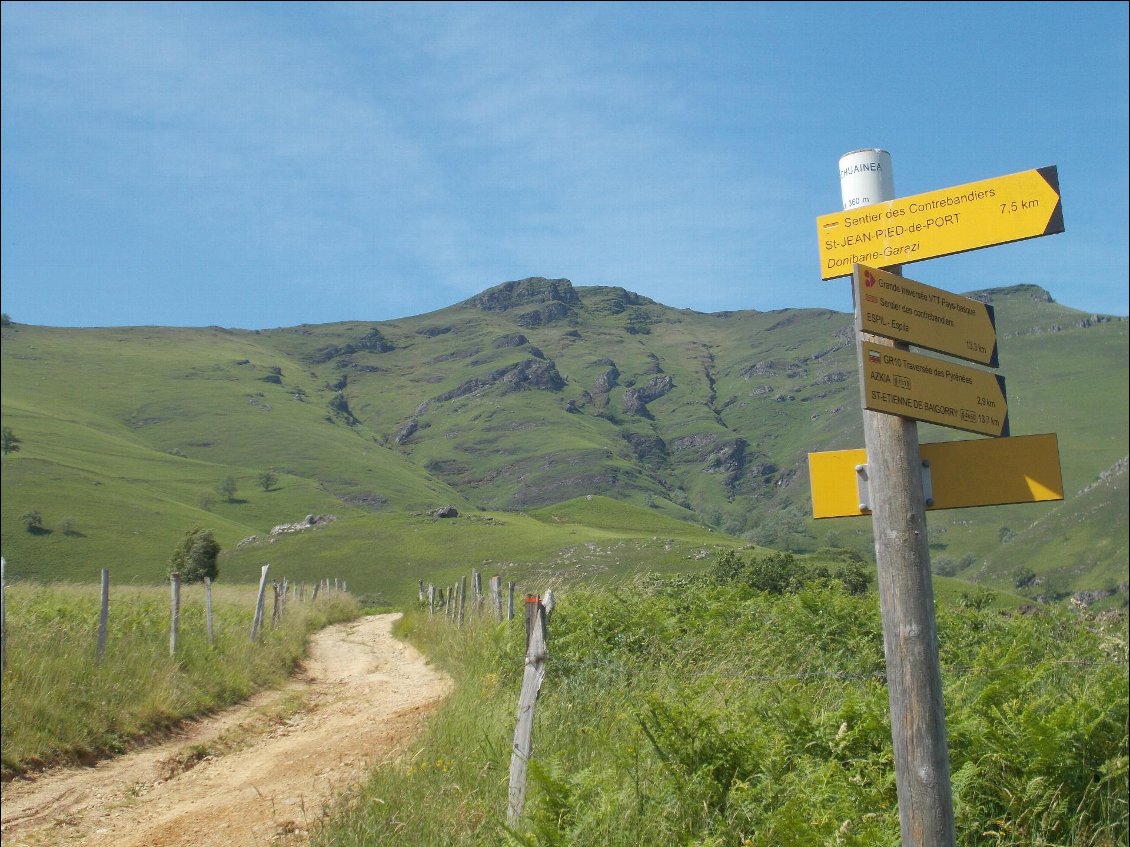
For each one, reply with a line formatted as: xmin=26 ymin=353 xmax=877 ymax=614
xmin=0 ymin=580 xmax=358 ymax=778
xmin=314 ymin=575 xmax=1128 ymax=847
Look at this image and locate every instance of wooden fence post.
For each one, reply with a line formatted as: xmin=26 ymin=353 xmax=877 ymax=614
xmin=508 ymin=595 xmax=549 ymax=826
xmin=270 ymin=582 xmax=281 ymax=628
xmin=2 ymin=557 xmax=8 ymax=670
xmin=489 ymin=576 xmax=500 ymax=620
xmin=204 ymin=576 xmax=215 ymax=646
xmin=250 ymin=564 xmax=270 ymax=641
xmin=169 ymin=572 xmax=181 ymax=656
xmin=458 ymin=576 xmax=468 ymax=626
xmin=96 ymin=568 xmax=110 ymax=664
xmin=508 ymin=581 xmax=515 ymax=621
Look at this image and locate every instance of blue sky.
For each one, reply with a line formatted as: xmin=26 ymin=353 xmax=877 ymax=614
xmin=2 ymin=2 xmax=1127 ymax=329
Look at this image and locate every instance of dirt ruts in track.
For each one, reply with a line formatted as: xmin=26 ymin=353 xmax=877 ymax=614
xmin=1 ymin=613 xmax=451 ymax=846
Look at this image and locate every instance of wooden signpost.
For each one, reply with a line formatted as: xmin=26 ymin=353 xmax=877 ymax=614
xmin=809 ymin=149 xmax=1066 ymax=847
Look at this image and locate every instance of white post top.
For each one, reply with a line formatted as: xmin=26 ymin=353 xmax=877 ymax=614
xmin=839 ymin=148 xmax=895 ymax=210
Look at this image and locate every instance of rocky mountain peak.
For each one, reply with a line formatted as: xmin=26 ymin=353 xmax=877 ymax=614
xmin=464 ymin=277 xmax=580 ymax=313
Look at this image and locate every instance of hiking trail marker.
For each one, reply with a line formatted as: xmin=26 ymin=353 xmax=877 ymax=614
xmin=860 ymin=339 xmax=1009 ymax=437
xmin=855 ymin=264 xmax=999 ymax=366
xmin=806 ymin=149 xmax=1067 ymax=847
xmin=818 ymin=166 xmax=1063 ymax=279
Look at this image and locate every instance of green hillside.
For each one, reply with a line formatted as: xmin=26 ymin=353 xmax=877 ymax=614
xmin=2 ymin=279 xmax=1125 ymax=604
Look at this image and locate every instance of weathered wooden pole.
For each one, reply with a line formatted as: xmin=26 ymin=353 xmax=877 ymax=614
xmin=508 ymin=581 xmax=516 ymax=621
xmin=250 ymin=564 xmax=270 ymax=641
xmin=490 ymin=575 xmax=502 ymax=620
xmin=458 ymin=575 xmax=467 ymax=626
xmin=2 ymin=558 xmax=9 ymax=670
xmin=169 ymin=572 xmax=182 ymax=656
xmin=841 ymin=148 xmax=954 ymax=846
xmin=96 ymin=568 xmax=110 ymax=664
xmin=507 ymin=595 xmax=549 ymax=826
xmin=270 ymin=582 xmax=281 ymax=628
xmin=203 ymin=576 xmax=215 ymax=646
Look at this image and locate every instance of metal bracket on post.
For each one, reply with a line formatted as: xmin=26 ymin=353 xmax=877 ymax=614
xmin=855 ymin=461 xmax=934 ymax=512
xmin=855 ymin=463 xmax=872 ymax=513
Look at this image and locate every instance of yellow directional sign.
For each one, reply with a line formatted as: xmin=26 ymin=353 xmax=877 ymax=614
xmin=854 ymin=264 xmax=999 ymax=367
xmin=862 ymin=340 xmax=1008 ymax=436
xmin=818 ymin=166 xmax=1064 ymax=279
xmin=808 ymin=433 xmax=1063 ymax=518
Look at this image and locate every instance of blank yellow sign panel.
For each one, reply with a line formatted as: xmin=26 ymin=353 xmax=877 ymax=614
xmin=808 ymin=433 xmax=1063 ymax=519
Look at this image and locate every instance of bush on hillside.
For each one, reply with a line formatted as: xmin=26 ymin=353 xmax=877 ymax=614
xmin=257 ymin=469 xmax=277 ymax=491
xmin=707 ymin=549 xmax=870 ymax=595
xmin=2 ymin=427 xmax=20 ymax=454
xmin=168 ymin=527 xmax=221 ymax=583
xmin=217 ymin=476 xmax=238 ymax=503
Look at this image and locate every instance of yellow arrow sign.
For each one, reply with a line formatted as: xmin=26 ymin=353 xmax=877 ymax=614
xmin=808 ymin=433 xmax=1063 ymax=518
xmin=862 ymin=340 xmax=1009 ymax=436
xmin=855 ymin=264 xmax=999 ymax=366
xmin=818 ymin=166 xmax=1064 ymax=279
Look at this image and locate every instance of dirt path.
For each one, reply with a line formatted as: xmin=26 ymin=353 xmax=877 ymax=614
xmin=0 ymin=613 xmax=451 ymax=846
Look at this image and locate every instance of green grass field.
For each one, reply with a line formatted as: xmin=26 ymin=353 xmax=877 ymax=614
xmin=0 ymin=580 xmax=358 ymax=778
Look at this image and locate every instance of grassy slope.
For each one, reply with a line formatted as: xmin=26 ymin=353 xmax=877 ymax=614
xmin=219 ymin=496 xmax=735 ymax=605
xmin=2 ymin=282 xmax=1125 ymax=600
xmin=1 ymin=323 xmax=470 ymax=581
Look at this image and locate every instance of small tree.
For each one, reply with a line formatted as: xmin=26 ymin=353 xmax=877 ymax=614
xmin=217 ymin=476 xmax=238 ymax=503
xmin=169 ymin=527 xmax=221 ymax=583
xmin=258 ymin=469 xmax=277 ymax=492
xmin=21 ymin=510 xmax=43 ymax=532
xmin=2 ymin=427 xmax=20 ymax=455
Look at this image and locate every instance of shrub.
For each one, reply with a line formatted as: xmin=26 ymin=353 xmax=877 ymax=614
xmin=169 ymin=527 xmax=221 ymax=583
xmin=217 ymin=476 xmax=237 ymax=503
xmin=1 ymin=427 xmax=20 ymax=455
